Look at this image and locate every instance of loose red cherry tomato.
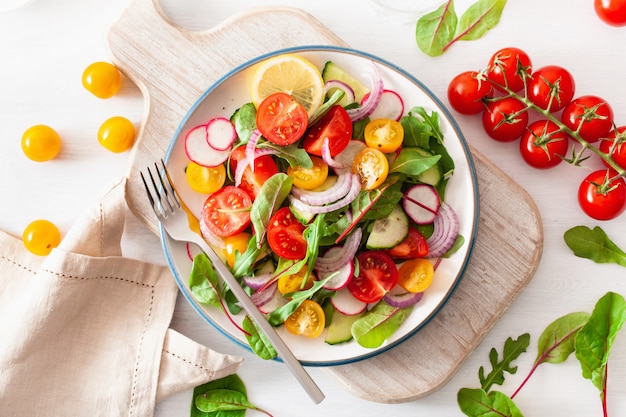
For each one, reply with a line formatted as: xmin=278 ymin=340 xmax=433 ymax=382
xmin=599 ymin=126 xmax=626 ymax=170
xmin=229 ymin=146 xmax=279 ymax=199
xmin=256 ymin=92 xmax=308 ymax=145
xmin=519 ymin=120 xmax=570 ymax=169
xmin=302 ymin=105 xmax=352 ymax=156
xmin=447 ymin=70 xmax=493 ymax=115
xmin=267 ymin=207 xmax=308 ymax=260
xmin=561 ymin=95 xmax=614 ymax=143
xmin=201 ymin=186 xmax=252 ymax=238
xmin=284 ymin=299 xmax=325 ymax=338
xmin=386 ymin=227 xmax=429 ymax=260
xmin=595 ymin=0 xmax=626 ymax=26
xmin=482 ymin=97 xmax=529 ymax=142
xmin=527 ymin=65 xmax=575 ymax=113
xmin=578 ymin=169 xmax=626 ymax=220
xmin=348 ymin=251 xmax=398 ymax=303
xmin=486 ymin=47 xmax=532 ymax=93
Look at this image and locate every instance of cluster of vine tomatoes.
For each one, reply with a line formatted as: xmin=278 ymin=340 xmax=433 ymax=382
xmin=447 ymin=47 xmax=626 ymax=221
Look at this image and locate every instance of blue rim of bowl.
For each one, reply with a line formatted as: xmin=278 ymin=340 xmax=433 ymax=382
xmin=160 ymin=44 xmax=480 ymax=367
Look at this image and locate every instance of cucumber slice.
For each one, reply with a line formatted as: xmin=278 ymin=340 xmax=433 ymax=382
xmin=366 ymin=205 xmax=409 ymax=249
xmin=414 ymin=147 xmax=442 ymax=186
xmin=325 ymin=309 xmax=364 ymax=345
xmin=322 ymin=61 xmax=370 ymax=105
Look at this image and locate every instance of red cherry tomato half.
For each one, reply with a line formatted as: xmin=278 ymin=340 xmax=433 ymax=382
xmin=595 ymin=0 xmax=626 ymax=26
xmin=486 ymin=47 xmax=532 ymax=93
xmin=519 ymin=120 xmax=570 ymax=169
xmin=267 ymin=207 xmax=308 ymax=260
xmin=348 ymin=251 xmax=398 ymax=303
xmin=482 ymin=97 xmax=529 ymax=142
xmin=447 ymin=71 xmax=493 ymax=115
xmin=561 ymin=95 xmax=614 ymax=143
xmin=302 ymin=105 xmax=352 ymax=156
xmin=386 ymin=227 xmax=429 ymax=260
xmin=599 ymin=126 xmax=626 ymax=170
xmin=578 ymin=169 xmax=626 ymax=220
xmin=229 ymin=146 xmax=279 ymax=199
xmin=201 ymin=186 xmax=252 ymax=238
xmin=527 ymin=65 xmax=576 ymax=113
xmin=256 ymin=92 xmax=309 ymax=145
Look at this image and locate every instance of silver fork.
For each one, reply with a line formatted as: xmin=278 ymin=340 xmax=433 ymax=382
xmin=141 ymin=160 xmax=325 ymax=404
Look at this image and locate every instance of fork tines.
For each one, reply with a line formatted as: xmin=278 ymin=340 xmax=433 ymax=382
xmin=140 ymin=159 xmax=181 ymax=218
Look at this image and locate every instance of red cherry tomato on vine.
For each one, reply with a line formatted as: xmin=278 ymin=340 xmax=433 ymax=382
xmin=578 ymin=169 xmax=626 ymax=220
xmin=482 ymin=97 xmax=529 ymax=142
xmin=599 ymin=126 xmax=626 ymax=170
xmin=447 ymin=71 xmax=493 ymax=115
xmin=527 ymin=65 xmax=576 ymax=113
xmin=486 ymin=47 xmax=532 ymax=93
xmin=519 ymin=120 xmax=570 ymax=169
xmin=595 ymin=0 xmax=626 ymax=26
xmin=561 ymin=95 xmax=614 ymax=143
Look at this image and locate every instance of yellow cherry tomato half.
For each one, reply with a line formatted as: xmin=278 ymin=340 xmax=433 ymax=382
xmin=352 ymin=147 xmax=389 ymax=190
xmin=98 ymin=116 xmax=135 ymax=153
xmin=287 ymin=155 xmax=329 ymax=190
xmin=364 ymin=118 xmax=404 ymax=153
xmin=284 ymin=299 xmax=325 ymax=338
xmin=277 ymin=266 xmax=315 ymax=295
xmin=22 ymin=219 xmax=61 ymax=256
xmin=82 ymin=61 xmax=121 ymax=99
xmin=397 ymin=258 xmax=434 ymax=293
xmin=222 ymin=232 xmax=251 ymax=268
xmin=185 ymin=161 xmax=226 ymax=194
xmin=21 ymin=124 xmax=62 ymax=162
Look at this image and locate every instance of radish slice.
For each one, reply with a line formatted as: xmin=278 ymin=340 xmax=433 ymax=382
xmin=317 ymin=248 xmax=355 ymax=290
xmin=331 ymin=287 xmax=367 ymax=316
xmin=206 ymin=117 xmax=237 ymax=151
xmin=185 ymin=124 xmax=230 ymax=167
xmin=402 ymin=184 xmax=441 ymax=225
xmin=383 ymin=288 xmax=424 ymax=308
xmin=426 ymin=202 xmax=460 ymax=258
xmin=361 ymin=89 xmax=405 ymax=121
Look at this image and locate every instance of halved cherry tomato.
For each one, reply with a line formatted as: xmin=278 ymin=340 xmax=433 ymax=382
xmin=287 ymin=155 xmax=329 ymax=190
xmin=352 ymin=147 xmax=389 ymax=190
xmin=278 ymin=266 xmax=315 ymax=295
xmin=302 ymin=105 xmax=352 ymax=156
xmin=397 ymin=258 xmax=434 ymax=293
xmin=578 ymin=169 xmax=626 ymax=220
xmin=267 ymin=207 xmax=308 ymax=260
xmin=284 ymin=299 xmax=325 ymax=338
xmin=222 ymin=232 xmax=251 ymax=268
xmin=256 ymin=92 xmax=308 ymax=145
xmin=201 ymin=186 xmax=252 ymax=238
xmin=561 ymin=95 xmax=614 ymax=143
xmin=599 ymin=126 xmax=626 ymax=170
xmin=364 ymin=118 xmax=404 ymax=153
xmin=386 ymin=227 xmax=429 ymax=260
xmin=229 ymin=146 xmax=279 ymax=199
xmin=348 ymin=251 xmax=398 ymax=303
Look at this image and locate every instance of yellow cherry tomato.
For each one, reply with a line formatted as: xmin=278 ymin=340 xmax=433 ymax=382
xmin=222 ymin=232 xmax=251 ymax=268
xmin=284 ymin=299 xmax=325 ymax=338
xmin=352 ymin=147 xmax=389 ymax=190
xmin=287 ymin=156 xmax=329 ymax=190
xmin=277 ymin=266 xmax=315 ymax=295
xmin=22 ymin=219 xmax=61 ymax=256
xmin=185 ymin=161 xmax=226 ymax=194
xmin=21 ymin=124 xmax=62 ymax=162
xmin=98 ymin=116 xmax=135 ymax=153
xmin=82 ymin=61 xmax=121 ymax=99
xmin=397 ymin=258 xmax=434 ymax=293
xmin=364 ymin=118 xmax=404 ymax=153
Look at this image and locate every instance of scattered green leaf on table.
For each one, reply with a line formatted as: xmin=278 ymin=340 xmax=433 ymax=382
xmin=243 ymin=316 xmax=277 ymax=360
xmin=479 ymin=334 xmax=529 ymax=391
xmin=535 ymin=312 xmax=590 ymax=365
xmin=456 ymin=0 xmax=507 ymax=41
xmin=457 ymin=388 xmax=524 ymax=417
xmin=195 ymin=389 xmax=261 ymax=414
xmin=351 ymin=302 xmax=413 ymax=348
xmin=564 ymin=225 xmax=626 ymax=267
xmin=191 ymin=374 xmax=247 ymax=417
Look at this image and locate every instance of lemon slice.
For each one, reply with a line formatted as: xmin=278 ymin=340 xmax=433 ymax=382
xmin=251 ymin=54 xmax=325 ymax=116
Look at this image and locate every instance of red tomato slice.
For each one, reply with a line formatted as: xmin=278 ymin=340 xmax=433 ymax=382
xmin=302 ymin=105 xmax=352 ymax=156
xmin=256 ymin=92 xmax=308 ymax=145
xmin=267 ymin=207 xmax=308 ymax=260
xmin=201 ymin=186 xmax=252 ymax=238
xmin=348 ymin=251 xmax=399 ymax=303
xmin=386 ymin=227 xmax=429 ymax=260
xmin=229 ymin=146 xmax=279 ymax=199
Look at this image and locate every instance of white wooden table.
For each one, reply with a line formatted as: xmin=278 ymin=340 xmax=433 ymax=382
xmin=1 ymin=0 xmax=625 ymax=416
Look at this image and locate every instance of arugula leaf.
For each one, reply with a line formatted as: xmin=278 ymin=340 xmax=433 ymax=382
xmin=535 ymin=312 xmax=590 ymax=365
xmin=457 ymin=388 xmax=524 ymax=417
xmin=250 ymin=173 xmax=293 ymax=248
xmin=231 ymin=238 xmax=265 ymax=279
xmin=230 ymin=102 xmax=257 ymax=144
xmin=188 ymin=253 xmax=222 ymax=306
xmin=243 ymin=316 xmax=277 ymax=360
xmin=479 ymin=334 xmax=529 ymax=391
xmin=266 ymin=276 xmax=333 ymax=326
xmin=257 ymin=142 xmax=312 ymax=168
xmin=564 ymin=225 xmax=626 ymax=267
xmin=351 ymin=302 xmax=413 ymax=348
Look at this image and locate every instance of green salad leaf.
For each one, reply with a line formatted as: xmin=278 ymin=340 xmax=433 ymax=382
xmin=564 ymin=225 xmax=626 ymax=267
xmin=351 ymin=302 xmax=413 ymax=348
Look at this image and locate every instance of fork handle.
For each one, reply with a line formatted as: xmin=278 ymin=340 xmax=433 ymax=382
xmin=188 ymin=233 xmax=325 ymax=404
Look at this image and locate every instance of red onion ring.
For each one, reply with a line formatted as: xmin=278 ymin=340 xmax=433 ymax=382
xmin=245 ymin=129 xmax=262 ymax=173
xmin=346 ymin=62 xmax=384 ymax=122
xmin=291 ymin=171 xmax=352 ymax=205
xmin=323 ymin=79 xmax=356 ymax=104
xmin=314 ymin=227 xmax=362 ymax=272
xmin=289 ymin=174 xmax=361 ymax=214
xmin=426 ymin=202 xmax=460 ymax=258
xmin=321 ymin=138 xmax=348 ymax=170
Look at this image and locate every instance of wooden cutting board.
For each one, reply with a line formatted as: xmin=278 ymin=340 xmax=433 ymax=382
xmin=108 ymin=0 xmax=543 ymax=403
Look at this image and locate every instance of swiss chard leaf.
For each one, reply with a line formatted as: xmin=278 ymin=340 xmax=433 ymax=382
xmin=257 ymin=142 xmax=312 ymax=168
xmin=416 ymin=1 xmax=458 ymax=57
xmin=479 ymin=334 xmax=530 ymax=391
xmin=564 ymin=225 xmax=626 ymax=267
xmin=351 ymin=302 xmax=413 ymax=348
xmin=457 ymin=388 xmax=524 ymax=417
xmin=535 ymin=311 xmax=590 ymax=365
xmin=188 ymin=253 xmax=222 ymax=306
xmin=456 ymin=0 xmax=508 ymax=41
xmin=191 ymin=375 xmax=247 ymax=417
xmin=195 ymin=389 xmax=260 ymax=414
xmin=243 ymin=316 xmax=277 ymax=360
xmin=230 ymin=102 xmax=257 ymax=144
xmin=250 ymin=173 xmax=293 ymax=248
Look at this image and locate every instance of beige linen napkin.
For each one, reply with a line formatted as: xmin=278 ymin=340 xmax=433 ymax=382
xmin=0 ymin=178 xmax=242 ymax=416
